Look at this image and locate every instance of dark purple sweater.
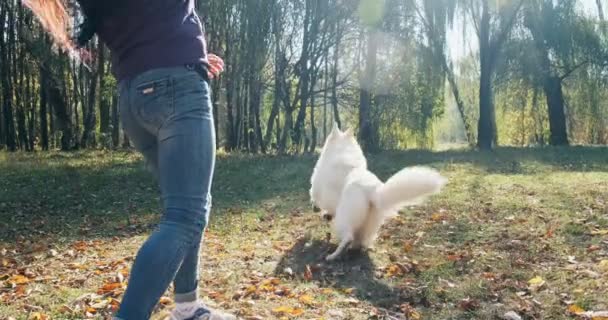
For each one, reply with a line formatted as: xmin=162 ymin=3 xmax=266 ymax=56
xmin=96 ymin=0 xmax=208 ymax=81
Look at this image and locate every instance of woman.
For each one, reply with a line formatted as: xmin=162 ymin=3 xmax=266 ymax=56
xmin=24 ymin=0 xmax=234 ymax=319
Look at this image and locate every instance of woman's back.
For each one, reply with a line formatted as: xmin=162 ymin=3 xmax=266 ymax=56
xmin=96 ymin=0 xmax=208 ymax=81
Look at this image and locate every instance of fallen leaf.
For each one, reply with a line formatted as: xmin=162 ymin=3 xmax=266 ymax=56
xmin=58 ymin=305 xmax=75 ymax=314
xmin=7 ymin=274 xmax=30 ymax=286
xmin=90 ymin=299 xmax=110 ymax=309
xmin=431 ymin=213 xmax=446 ymax=222
xmin=591 ymin=229 xmax=608 ymax=235
xmin=303 ymin=265 xmax=313 ymax=281
xmin=400 ymin=303 xmax=421 ymax=320
xmin=584 ymin=311 xmax=608 ymax=320
xmin=568 ymin=304 xmax=585 ymax=315
xmin=321 ymin=288 xmax=333 ymax=295
xmin=528 ymin=276 xmax=545 ymax=291
xmin=503 ymin=311 xmax=522 ymax=320
xmin=545 ymin=227 xmax=555 ymax=238
xmin=272 ymin=306 xmax=304 ymax=316
xmin=298 ymin=294 xmax=314 ymax=306
xmin=403 ymin=240 xmax=414 ymax=253
xmin=385 ymin=265 xmax=403 ymax=277
xmin=29 ymin=312 xmax=48 ymax=320
xmin=343 ymin=288 xmax=356 ymax=295
xmin=458 ymin=298 xmax=480 ymax=311
xmin=598 ymin=260 xmax=608 ymax=273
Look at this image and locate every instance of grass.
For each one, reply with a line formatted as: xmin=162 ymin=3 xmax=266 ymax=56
xmin=0 ymin=147 xmax=607 ymax=320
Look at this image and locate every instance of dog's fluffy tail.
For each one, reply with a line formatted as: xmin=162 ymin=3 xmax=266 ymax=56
xmin=373 ymin=167 xmax=446 ymax=216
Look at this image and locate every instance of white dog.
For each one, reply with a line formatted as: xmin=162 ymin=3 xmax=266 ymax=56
xmin=310 ymin=123 xmax=447 ymax=261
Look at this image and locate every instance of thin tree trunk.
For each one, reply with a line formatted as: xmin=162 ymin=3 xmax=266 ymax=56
xmin=292 ymin=0 xmax=313 ymax=151
xmin=27 ymin=62 xmax=36 ymax=151
xmin=15 ymin=5 xmax=29 ymax=151
xmin=323 ymin=48 xmax=329 ymax=142
xmin=359 ymin=29 xmax=378 ymax=153
xmin=597 ymin=0 xmax=607 ymax=35
xmin=99 ymin=44 xmax=110 ymax=135
xmin=40 ymin=65 xmax=49 ymax=150
xmin=331 ymin=37 xmax=342 ymax=129
xmin=111 ymin=92 xmax=120 ymax=148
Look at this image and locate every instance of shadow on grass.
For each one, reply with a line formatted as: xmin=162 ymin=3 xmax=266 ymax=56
xmin=0 ymin=153 xmax=314 ymax=243
xmin=370 ymin=146 xmax=608 ymax=176
xmin=274 ymin=238 xmax=417 ymax=312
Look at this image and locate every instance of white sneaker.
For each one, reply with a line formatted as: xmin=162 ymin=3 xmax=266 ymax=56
xmin=169 ymin=304 xmax=237 ymax=320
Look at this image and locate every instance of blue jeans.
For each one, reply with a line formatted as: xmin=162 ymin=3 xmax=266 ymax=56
xmin=115 ymin=65 xmax=215 ymax=319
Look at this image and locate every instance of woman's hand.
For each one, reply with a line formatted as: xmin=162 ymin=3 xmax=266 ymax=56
xmin=207 ymin=53 xmax=225 ymax=79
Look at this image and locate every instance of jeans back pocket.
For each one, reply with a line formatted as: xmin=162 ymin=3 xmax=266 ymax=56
xmin=134 ymin=77 xmax=175 ymax=130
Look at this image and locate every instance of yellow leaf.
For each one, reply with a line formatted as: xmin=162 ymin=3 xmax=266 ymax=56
xmin=299 ymin=294 xmax=314 ymax=305
xmin=431 ymin=213 xmax=446 ymax=222
xmin=591 ymin=229 xmax=608 ymax=235
xmin=343 ymin=288 xmax=356 ymax=295
xmin=29 ymin=312 xmax=48 ymax=320
xmin=528 ymin=276 xmax=544 ymax=285
xmin=385 ymin=264 xmax=405 ymax=277
xmin=7 ymin=274 xmax=30 ymax=285
xmin=403 ymin=241 xmax=413 ymax=253
xmin=289 ymin=308 xmax=304 ymax=316
xmin=568 ymin=304 xmax=585 ymax=315
xmin=272 ymin=306 xmax=305 ymax=316
xmin=321 ymin=288 xmax=333 ymax=295
xmin=598 ymin=260 xmax=608 ymax=273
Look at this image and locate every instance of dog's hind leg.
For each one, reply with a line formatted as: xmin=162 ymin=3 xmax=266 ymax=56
xmin=326 ymin=234 xmax=353 ymax=261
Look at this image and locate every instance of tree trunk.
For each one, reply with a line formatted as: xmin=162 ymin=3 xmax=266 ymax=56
xmin=443 ymin=59 xmax=474 ymax=145
xmin=0 ymin=3 xmax=16 ymax=151
xmin=14 ymin=5 xmax=29 ymax=151
xmin=477 ymin=62 xmax=496 ymax=150
xmin=323 ymin=48 xmax=329 ymax=142
xmin=99 ymin=44 xmax=110 ymax=135
xmin=81 ymin=43 xmax=99 ymax=148
xmin=111 ymin=92 xmax=120 ymax=148
xmin=44 ymin=66 xmax=75 ymax=151
xmin=309 ymin=77 xmax=317 ymax=153
xmin=292 ymin=0 xmax=313 ymax=151
xmin=264 ymin=14 xmax=284 ymax=149
xmin=543 ymin=76 xmax=569 ymax=146
xmin=331 ymin=35 xmax=342 ymax=129
xmin=597 ymin=0 xmax=607 ymax=35
xmin=122 ymin=132 xmax=131 ymax=148
xmin=40 ymin=65 xmax=49 ymax=150
xmin=27 ymin=63 xmax=36 ymax=151
xmin=477 ymin=0 xmax=496 ymax=150
xmin=359 ymin=29 xmax=378 ymax=153
xmin=252 ymin=82 xmax=266 ymax=154
xmin=278 ymin=107 xmax=292 ymax=154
